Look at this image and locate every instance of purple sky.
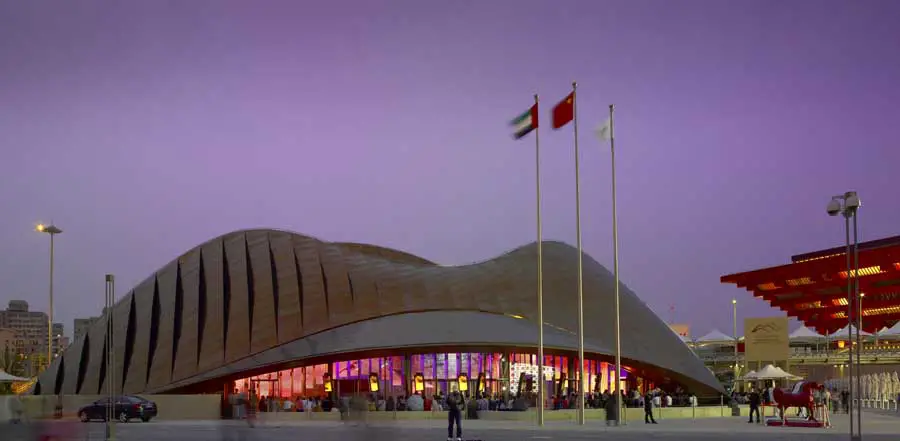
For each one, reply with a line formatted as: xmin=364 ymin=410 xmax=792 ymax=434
xmin=2 ymin=0 xmax=899 ymax=339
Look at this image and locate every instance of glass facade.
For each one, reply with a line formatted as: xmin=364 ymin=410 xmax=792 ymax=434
xmin=232 ymin=352 xmax=637 ymax=400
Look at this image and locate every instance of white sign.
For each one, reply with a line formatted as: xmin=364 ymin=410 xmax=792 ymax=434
xmin=510 ymin=363 xmax=555 ymax=393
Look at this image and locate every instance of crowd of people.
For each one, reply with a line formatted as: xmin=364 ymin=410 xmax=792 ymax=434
xmin=226 ymin=385 xmax=697 ymax=425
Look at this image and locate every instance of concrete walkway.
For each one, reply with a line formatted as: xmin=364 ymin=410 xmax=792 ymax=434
xmin=223 ymin=410 xmax=900 ymax=435
xmin=19 ymin=412 xmax=896 ymax=441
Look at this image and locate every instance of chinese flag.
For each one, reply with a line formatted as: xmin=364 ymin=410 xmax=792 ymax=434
xmin=552 ymin=92 xmax=575 ymax=129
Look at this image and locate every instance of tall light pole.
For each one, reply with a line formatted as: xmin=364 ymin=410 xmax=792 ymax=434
xmin=732 ymin=299 xmax=739 ymax=386
xmin=36 ymin=223 xmax=62 ymax=370
xmin=826 ymin=191 xmax=861 ymax=441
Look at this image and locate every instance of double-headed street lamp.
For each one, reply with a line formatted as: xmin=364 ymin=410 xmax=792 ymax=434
xmin=826 ymin=191 xmax=861 ymax=441
xmin=36 ymin=223 xmax=62 ymax=370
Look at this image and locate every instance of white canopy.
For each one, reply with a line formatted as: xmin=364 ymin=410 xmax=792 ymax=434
xmin=0 ymin=369 xmax=29 ymax=383
xmin=741 ymin=370 xmax=758 ymax=380
xmin=696 ymin=329 xmax=735 ymax=344
xmin=789 ymin=326 xmax=825 ymax=341
xmin=878 ymin=321 xmax=900 ymax=339
xmin=773 ymin=366 xmax=802 ymax=380
xmin=754 ymin=364 xmax=801 ymax=380
xmin=827 ymin=324 xmax=872 ymax=340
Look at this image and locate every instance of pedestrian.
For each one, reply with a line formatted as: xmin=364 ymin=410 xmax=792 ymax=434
xmin=747 ymin=387 xmax=761 ymax=423
xmin=644 ymin=392 xmax=657 ymax=424
xmin=446 ymin=391 xmax=463 ymax=441
xmin=604 ymin=393 xmax=618 ymax=426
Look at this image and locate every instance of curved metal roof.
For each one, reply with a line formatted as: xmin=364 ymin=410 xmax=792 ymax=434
xmin=33 ymin=229 xmax=722 ymax=395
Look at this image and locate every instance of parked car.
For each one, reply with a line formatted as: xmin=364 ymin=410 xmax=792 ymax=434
xmin=78 ymin=395 xmax=158 ymax=423
xmin=130 ymin=396 xmax=158 ymax=421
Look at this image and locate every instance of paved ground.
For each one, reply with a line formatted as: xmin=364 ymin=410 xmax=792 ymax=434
xmin=5 ymin=411 xmax=898 ymax=440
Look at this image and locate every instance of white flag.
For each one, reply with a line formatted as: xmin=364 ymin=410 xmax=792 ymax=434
xmin=594 ymin=118 xmax=612 ymax=141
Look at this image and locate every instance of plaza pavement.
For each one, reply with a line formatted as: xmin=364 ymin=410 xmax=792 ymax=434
xmin=5 ymin=410 xmax=898 ymax=440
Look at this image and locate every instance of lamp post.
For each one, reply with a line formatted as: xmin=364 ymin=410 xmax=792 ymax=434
xmin=35 ymin=223 xmax=62 ymax=370
xmin=732 ymin=299 xmax=739 ymax=386
xmin=826 ymin=191 xmax=861 ymax=441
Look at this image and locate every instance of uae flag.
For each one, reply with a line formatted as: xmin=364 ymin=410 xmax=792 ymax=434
xmin=511 ymin=104 xmax=539 ymax=139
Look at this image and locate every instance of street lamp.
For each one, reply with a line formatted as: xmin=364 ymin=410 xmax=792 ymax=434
xmin=35 ymin=223 xmax=62 ymax=371
xmin=826 ymin=191 xmax=861 ymax=441
xmin=732 ymin=299 xmax=739 ymax=386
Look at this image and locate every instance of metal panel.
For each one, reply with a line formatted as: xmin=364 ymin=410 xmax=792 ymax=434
xmin=293 ymin=235 xmax=328 ymax=334
xmin=247 ymin=230 xmax=277 ymax=354
xmin=224 ymin=233 xmax=250 ymax=363
xmin=59 ymin=333 xmax=85 ymax=394
xmin=146 ymin=261 xmax=177 ymax=389
xmin=340 ymin=254 xmax=381 ymax=323
xmin=122 ymin=277 xmax=154 ymax=393
xmin=78 ymin=314 xmax=108 ymax=395
xmin=317 ymin=243 xmax=354 ymax=323
xmin=40 ymin=358 xmax=60 ymax=396
xmin=172 ymin=247 xmax=201 ymax=381
xmin=109 ymin=292 xmax=132 ymax=394
xmin=268 ymin=231 xmax=302 ymax=344
xmin=197 ymin=238 xmax=225 ymax=373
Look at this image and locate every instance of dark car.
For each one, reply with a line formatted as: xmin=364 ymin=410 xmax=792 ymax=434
xmin=78 ymin=395 xmax=158 ymax=423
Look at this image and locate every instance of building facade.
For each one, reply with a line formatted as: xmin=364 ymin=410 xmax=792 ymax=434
xmin=0 ymin=300 xmax=66 ymax=375
xmin=33 ymin=229 xmax=723 ymax=397
xmin=0 ymin=327 xmax=15 ymax=353
xmin=74 ymin=317 xmax=100 ymax=342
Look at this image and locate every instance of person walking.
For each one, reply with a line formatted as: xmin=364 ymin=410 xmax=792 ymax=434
xmin=820 ymin=387 xmax=832 ymax=428
xmin=644 ymin=392 xmax=657 ymax=424
xmin=446 ymin=391 xmax=464 ymax=441
xmin=747 ymin=387 xmax=761 ymax=423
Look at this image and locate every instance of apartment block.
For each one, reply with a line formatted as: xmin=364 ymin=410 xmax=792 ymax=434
xmin=0 ymin=300 xmax=66 ymax=357
xmin=74 ymin=316 xmax=101 ymax=342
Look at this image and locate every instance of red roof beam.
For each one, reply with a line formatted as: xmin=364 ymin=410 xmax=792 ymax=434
xmin=792 ymin=235 xmax=900 ymax=263
xmin=794 ymin=295 xmax=900 ymax=322
xmin=748 ymin=265 xmax=900 ymax=305
xmin=730 ymin=258 xmax=899 ymax=293
xmin=768 ymin=280 xmax=900 ymax=310
xmin=721 ymin=246 xmax=900 ymax=288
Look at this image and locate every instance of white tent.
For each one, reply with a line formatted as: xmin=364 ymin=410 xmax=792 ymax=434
xmin=789 ymin=326 xmax=825 ymax=342
xmin=827 ymin=324 xmax=871 ymax=340
xmin=696 ymin=329 xmax=735 ymax=345
xmin=772 ymin=366 xmax=802 ymax=380
xmin=741 ymin=370 xmax=758 ymax=380
xmin=878 ymin=321 xmax=900 ymax=340
xmin=0 ymin=369 xmax=29 ymax=383
xmin=754 ymin=364 xmax=800 ymax=380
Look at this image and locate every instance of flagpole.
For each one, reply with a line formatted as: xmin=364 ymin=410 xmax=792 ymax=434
xmin=534 ymin=93 xmax=545 ymax=427
xmin=609 ymin=103 xmax=623 ymax=426
xmin=572 ymin=81 xmax=585 ymax=426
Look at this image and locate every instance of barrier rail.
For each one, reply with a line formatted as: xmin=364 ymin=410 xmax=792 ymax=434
xmin=697 ymin=350 xmax=900 ymax=363
xmin=860 ymin=398 xmax=900 ymax=411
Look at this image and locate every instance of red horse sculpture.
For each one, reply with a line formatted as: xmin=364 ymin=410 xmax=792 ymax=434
xmin=773 ymin=381 xmax=819 ymax=422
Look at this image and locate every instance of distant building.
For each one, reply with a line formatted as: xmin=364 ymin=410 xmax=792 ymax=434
xmin=74 ymin=317 xmax=100 ymax=342
xmin=0 ymin=301 xmax=67 ymax=375
xmin=0 ymin=327 xmax=15 ymax=353
xmin=52 ymin=323 xmax=66 ymax=353
xmin=56 ymin=336 xmax=70 ymax=353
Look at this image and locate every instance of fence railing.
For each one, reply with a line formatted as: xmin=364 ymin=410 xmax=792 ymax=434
xmin=697 ymin=348 xmax=900 ymax=363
